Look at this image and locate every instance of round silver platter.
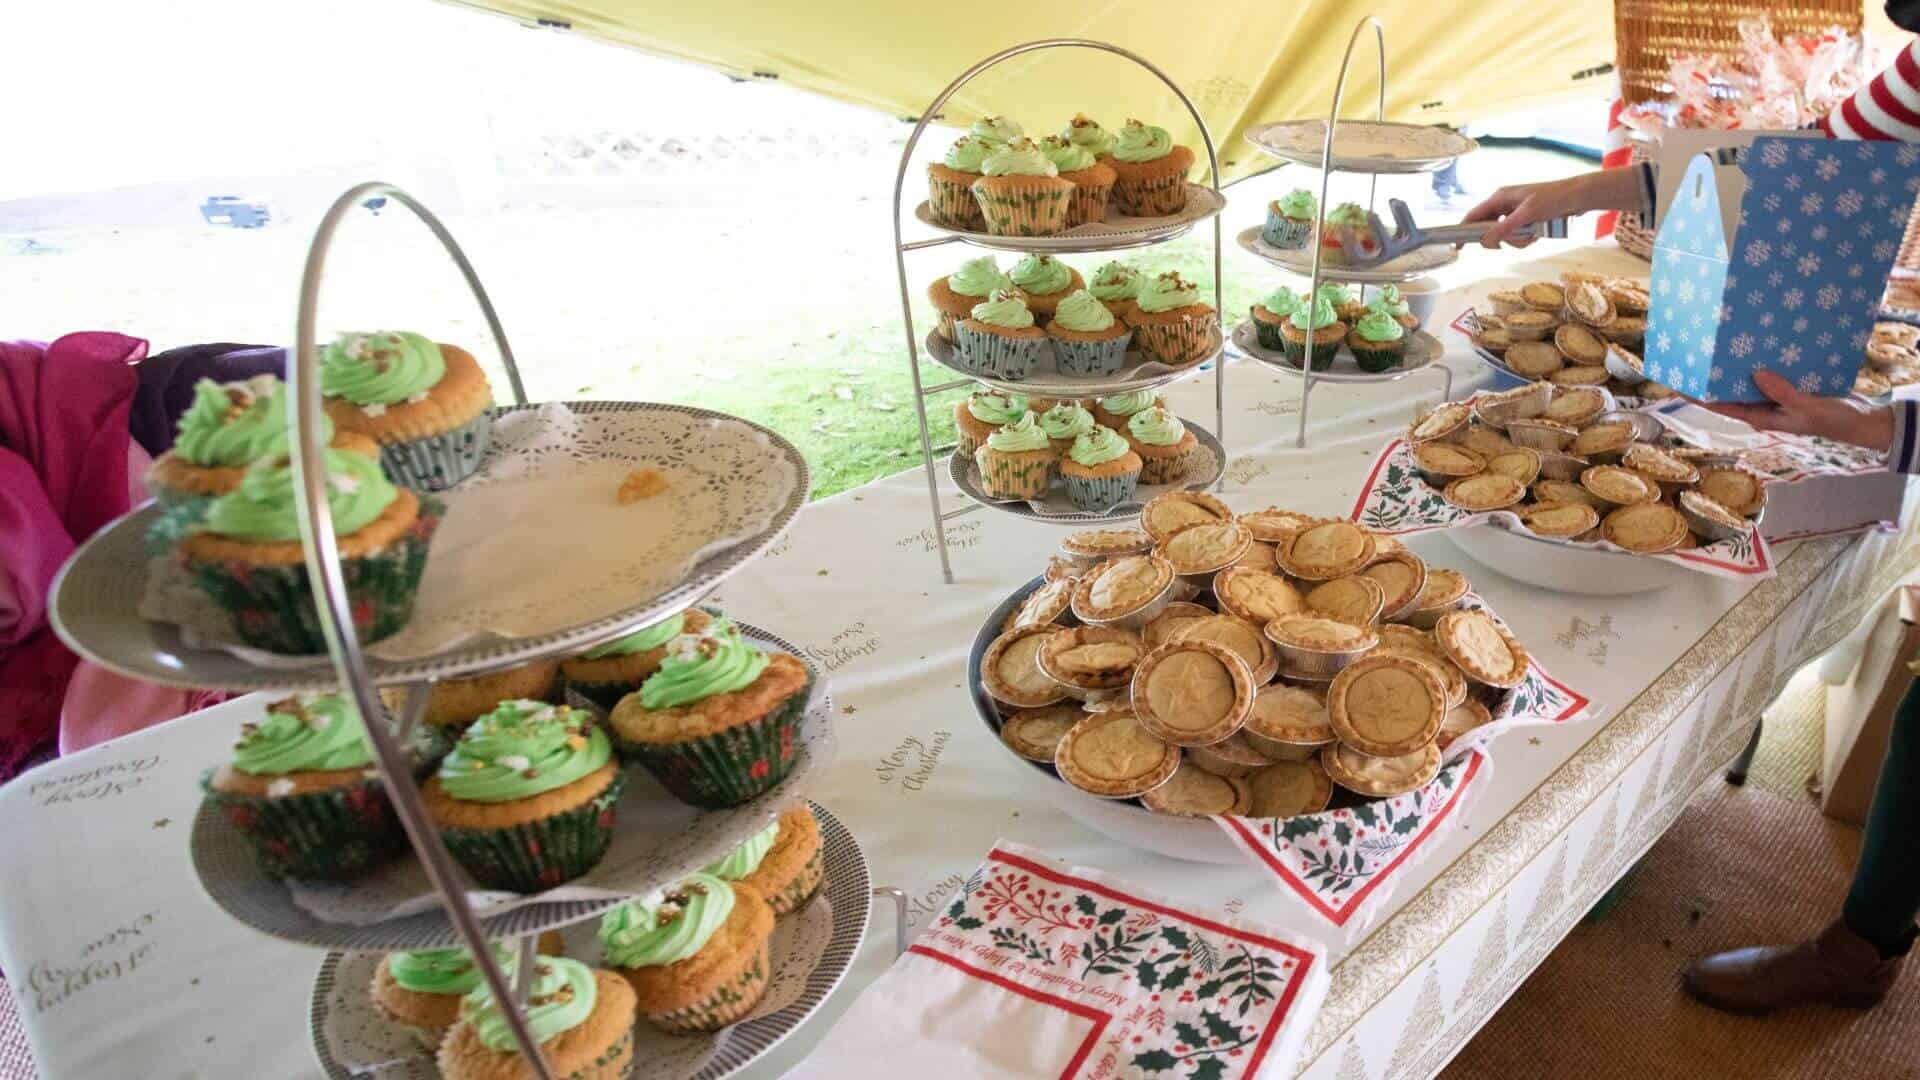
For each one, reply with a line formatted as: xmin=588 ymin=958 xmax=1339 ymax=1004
xmin=924 ymin=329 xmax=1219 ymax=397
xmin=1237 ymin=225 xmax=1458 ymax=282
xmin=1229 ymin=319 xmax=1443 ymax=384
xmin=1241 ymin=119 xmax=1476 ymax=174
xmin=912 ymin=183 xmax=1226 ymax=254
xmin=190 ymin=622 xmax=834 ymax=950
xmin=49 ymin=401 xmax=809 ymax=691
xmin=307 ymin=801 xmax=871 ymax=1080
xmin=950 ymin=414 xmax=1225 ymax=524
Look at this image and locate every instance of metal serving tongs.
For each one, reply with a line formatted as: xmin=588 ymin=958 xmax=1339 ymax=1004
xmin=1334 ymin=198 xmax=1569 ymax=268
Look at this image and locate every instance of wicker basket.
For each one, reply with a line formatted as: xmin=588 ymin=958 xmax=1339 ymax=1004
xmin=1615 ymin=0 xmax=1863 ymax=106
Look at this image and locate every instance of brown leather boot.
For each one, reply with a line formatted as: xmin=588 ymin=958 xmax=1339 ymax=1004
xmin=1682 ymin=919 xmax=1904 ymax=1015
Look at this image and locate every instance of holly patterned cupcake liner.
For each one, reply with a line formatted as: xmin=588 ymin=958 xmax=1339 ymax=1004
xmin=641 ymin=943 xmax=771 ymax=1034
xmin=765 ymin=845 xmax=826 ymax=916
xmin=202 ymin=771 xmax=406 ymax=881
xmin=970 ymin=180 xmax=1075 ymax=237
xmin=1050 ymin=331 xmax=1133 ymax=377
xmin=1065 ymin=182 xmax=1113 ymax=227
xmin=926 ymin=173 xmax=985 ymax=231
xmin=953 ymin=323 xmax=1048 ymax=381
xmin=144 ymin=498 xmax=214 ymax=556
xmin=1138 ymin=445 xmax=1201 ymax=485
xmin=1253 ymin=318 xmax=1291 ymax=352
xmin=1261 ymin=213 xmax=1313 ymax=250
xmin=975 ymin=450 xmax=1055 ymax=500
xmin=188 ymin=496 xmax=445 ymax=655
xmin=380 ymin=409 xmax=493 ymax=493
xmin=1134 ymin=318 xmax=1217 ymax=367
xmin=1063 ymin=470 xmax=1140 ymax=513
xmin=438 ymin=768 xmax=627 ymax=892
xmin=616 ymin=675 xmax=812 ymax=809
xmin=1113 ymin=172 xmax=1189 ymax=217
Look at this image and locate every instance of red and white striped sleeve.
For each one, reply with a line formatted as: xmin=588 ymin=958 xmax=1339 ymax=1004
xmin=1820 ymin=38 xmax=1920 ymax=141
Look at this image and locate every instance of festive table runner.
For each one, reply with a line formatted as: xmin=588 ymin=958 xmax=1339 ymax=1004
xmin=793 ymin=842 xmax=1329 ymax=1080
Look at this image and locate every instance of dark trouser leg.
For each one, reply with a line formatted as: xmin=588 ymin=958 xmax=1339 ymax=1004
xmin=1842 ymin=675 xmax=1920 ymax=959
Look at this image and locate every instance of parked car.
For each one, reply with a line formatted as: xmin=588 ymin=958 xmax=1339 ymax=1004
xmin=199 ymin=195 xmax=271 ymax=228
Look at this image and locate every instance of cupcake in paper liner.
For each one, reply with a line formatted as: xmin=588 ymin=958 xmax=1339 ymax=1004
xmin=561 ymin=608 xmax=713 ymax=711
xmin=1041 ymin=134 xmax=1116 ymax=226
xmin=954 ymin=289 xmax=1049 ymax=380
xmin=1036 ymin=401 xmax=1096 ymax=456
xmin=145 ymin=375 xmax=382 ymax=514
xmin=1262 ymin=188 xmax=1318 ymax=249
xmin=181 ymin=449 xmax=442 ymax=655
xmin=599 ymin=874 xmax=776 ymax=1034
xmin=379 ymin=658 xmax=562 ymax=731
xmin=1250 ymin=285 xmax=1303 ymax=352
xmin=438 ymin=956 xmax=637 ymax=1080
xmin=1100 ymin=120 xmax=1195 ymax=216
xmin=1086 ymin=260 xmax=1142 ymax=322
xmin=705 ymin=803 xmax=826 ymax=916
xmin=969 ymin=139 xmax=1076 ymax=237
xmin=1091 ymin=388 xmax=1164 ymax=432
xmin=1046 ymin=288 xmax=1133 ymax=376
xmin=371 ymin=931 xmax=565 ymax=1048
xmin=925 ymin=135 xmax=990 ymax=231
xmin=1125 ymin=406 xmax=1201 ymax=485
xmin=1127 ymin=271 xmax=1219 ymax=367
xmin=1060 ymin=425 xmax=1143 ymax=512
xmin=320 ymin=331 xmax=495 ymax=492
xmin=1278 ymin=295 xmax=1347 ymax=371
xmin=201 ymin=693 xmax=443 ymax=881
xmin=1008 ymin=253 xmax=1084 ymax=325
xmin=1347 ymin=310 xmax=1409 ymax=373
xmin=972 ymin=414 xmax=1056 ymax=500
xmin=953 ymin=390 xmax=1030 ymax=458
xmin=422 ymin=700 xmax=624 ymax=892
xmin=926 ymin=256 xmax=1016 ymax=343
xmin=1314 ymin=280 xmax=1369 ymax=323
xmin=607 ymin=616 xmax=814 ymax=809
xmin=1369 ymin=282 xmax=1422 ymax=331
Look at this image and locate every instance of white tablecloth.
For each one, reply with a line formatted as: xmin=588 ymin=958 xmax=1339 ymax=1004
xmin=3 ymin=244 xmax=1915 ymax=1079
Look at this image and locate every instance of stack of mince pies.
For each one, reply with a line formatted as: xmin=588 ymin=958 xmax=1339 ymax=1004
xmin=1858 ymin=320 xmax=1920 ymax=399
xmin=979 ymin=492 xmax=1540 ymax=821
xmin=1406 ymin=392 xmax=1767 ymax=556
xmin=1469 ymin=272 xmax=1674 ymax=401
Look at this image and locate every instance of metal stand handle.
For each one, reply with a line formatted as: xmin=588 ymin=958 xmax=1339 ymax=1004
xmin=872 ymin=887 xmax=911 ymax=958
xmin=890 ymin=39 xmax=1227 ymax=582
xmin=289 ymin=183 xmax=550 ymax=1078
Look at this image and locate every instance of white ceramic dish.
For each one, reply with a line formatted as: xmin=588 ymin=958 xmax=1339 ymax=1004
xmin=1444 ymin=522 xmax=1689 ymax=595
xmin=1238 ymin=226 xmax=1457 ymax=282
xmin=1230 ymin=320 xmax=1442 ymax=383
xmin=925 ymin=328 xmax=1217 ymax=397
xmin=1242 ymin=120 xmax=1477 ymax=173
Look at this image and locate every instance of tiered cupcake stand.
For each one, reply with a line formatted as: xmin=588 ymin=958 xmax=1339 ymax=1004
xmin=891 ymin=39 xmax=1230 ymax=582
xmin=48 ymin=183 xmax=903 ymax=1079
xmin=1232 ymin=15 xmax=1473 ymax=447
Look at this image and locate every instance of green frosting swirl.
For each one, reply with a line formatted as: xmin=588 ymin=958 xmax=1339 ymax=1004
xmin=948 ymin=256 xmax=1012 ymax=298
xmin=1010 ymin=254 xmax=1072 ymax=295
xmin=1051 ymin=290 xmax=1116 ymax=332
xmin=1315 ymin=281 xmax=1354 ymax=306
xmin=1039 ymin=403 xmax=1096 ymax=441
xmin=580 ymin=612 xmax=684 ymax=660
xmin=599 ymin=874 xmax=735 ymax=968
xmin=981 ymin=139 xmax=1058 ymax=177
xmin=1112 ymin=120 xmax=1174 ymax=163
xmin=970 ymin=290 xmax=1035 ymax=329
xmin=637 ymin=617 xmax=770 ymax=709
xmin=984 ymin=413 xmax=1051 ymax=453
xmin=388 ymin=945 xmax=520 ymax=996
xmin=173 ymin=377 xmax=333 ymax=468
xmin=966 ymin=392 xmax=1029 ymax=425
xmin=232 ymin=694 xmax=372 ymax=776
xmin=1276 ymin=189 xmax=1318 ymax=219
xmin=943 ymin=136 xmax=993 ymax=173
xmin=1259 ymin=286 xmax=1301 ymax=317
xmin=1368 ymin=284 xmax=1411 ymax=317
xmin=1088 ymin=263 xmax=1141 ymax=302
xmin=201 ymin=449 xmax=397 ymax=542
xmin=970 ymin=116 xmax=1024 ymax=145
xmin=437 ymin=701 xmax=611 ymax=803
xmin=1069 ymin=425 xmax=1132 ymax=466
xmin=1325 ymin=202 xmax=1370 ymax=226
xmin=1127 ymin=407 xmax=1187 ymax=447
xmin=1063 ymin=114 xmax=1117 ymax=156
xmin=320 ymin=331 xmax=446 ymax=407
xmin=1039 ymin=135 xmax=1096 ymax=172
xmin=1353 ymin=311 xmax=1406 ymax=343
xmin=459 ymin=956 xmax=596 ymax=1053
xmin=702 ymin=821 xmax=779 ymax=880
xmin=1134 ymin=272 xmax=1199 ymax=314
xmin=1098 ymin=390 xmax=1157 ymax=418
xmin=1288 ymin=296 xmax=1341 ymax=331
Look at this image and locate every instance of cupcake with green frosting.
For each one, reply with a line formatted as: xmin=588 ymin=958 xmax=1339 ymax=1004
xmin=1037 ymin=401 xmax=1097 ymax=454
xmin=181 ymin=449 xmax=442 ymax=655
xmin=928 ymin=255 xmax=1016 ymax=343
xmin=607 ymin=617 xmax=814 ymax=808
xmin=1008 ymin=254 xmax=1085 ymax=324
xmin=1369 ymin=283 xmax=1421 ymax=331
xmin=955 ymin=289 xmax=1049 ymax=381
xmin=1040 ymin=134 xmax=1117 ymax=226
xmin=1316 ymin=280 xmax=1368 ymax=322
xmin=370 ymin=931 xmax=564 ymax=1045
xmin=1045 ymin=288 xmax=1134 ymax=377
xmin=320 ymin=331 xmax=495 ymax=492
xmin=145 ymin=376 xmax=380 ymax=510
xmin=1124 ymin=406 xmax=1201 ymax=485
xmin=1060 ymin=424 xmax=1144 ymax=511
xmin=1087 ymin=261 xmax=1143 ymax=321
xmin=1126 ymin=271 xmax=1218 ymax=368
xmin=202 ymin=693 xmax=443 ymax=880
xmin=1250 ymin=286 xmax=1302 ymax=351
xmin=1062 ymin=113 xmax=1118 ymax=157
xmin=952 ymin=390 xmax=1028 ymax=457
xmin=1091 ymin=389 xmax=1164 ymax=431
xmin=971 ymin=115 xmax=1025 ymax=146
xmin=1321 ymin=202 xmax=1372 ymax=261
xmin=927 ymin=135 xmax=992 ymax=231
xmin=1262 ymin=188 xmax=1319 ymax=249
xmin=972 ymin=413 xmax=1056 ymax=501
xmin=600 ymin=873 xmax=776 ymax=1034
xmin=1279 ymin=295 xmax=1347 ymax=371
xmin=1347 ymin=310 xmax=1408 ymax=372
xmin=1100 ymin=119 xmax=1195 ymax=217
xmin=705 ymin=803 xmax=825 ymax=916
xmin=423 ymin=700 xmax=625 ymax=891
xmin=438 ymin=955 xmax=637 ymax=1080
xmin=561 ymin=608 xmax=713 ymax=711
xmin=970 ymin=138 xmax=1076 ymax=237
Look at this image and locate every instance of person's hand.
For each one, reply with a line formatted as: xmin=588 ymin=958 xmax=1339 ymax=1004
xmin=1461 ymin=169 xmax=1644 ymax=248
xmin=1703 ymin=370 xmax=1894 ymax=452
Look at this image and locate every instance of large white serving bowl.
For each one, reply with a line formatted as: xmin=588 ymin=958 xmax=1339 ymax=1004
xmin=1445 ymin=522 xmax=1688 ymax=596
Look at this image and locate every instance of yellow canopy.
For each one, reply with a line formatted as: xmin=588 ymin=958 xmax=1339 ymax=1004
xmin=440 ymin=1 xmax=1616 ymax=183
